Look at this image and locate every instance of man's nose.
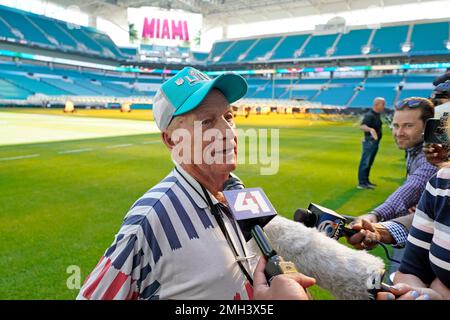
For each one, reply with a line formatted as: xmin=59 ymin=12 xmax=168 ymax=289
xmin=216 ymin=117 xmax=236 ymax=136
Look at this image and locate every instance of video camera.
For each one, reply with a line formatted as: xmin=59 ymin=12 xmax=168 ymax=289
xmin=424 ymin=80 xmax=450 ymax=145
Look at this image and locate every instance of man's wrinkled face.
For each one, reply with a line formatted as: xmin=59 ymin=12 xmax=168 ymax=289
xmin=392 ymin=108 xmax=425 ymax=150
xmin=167 ymin=89 xmax=238 ymax=175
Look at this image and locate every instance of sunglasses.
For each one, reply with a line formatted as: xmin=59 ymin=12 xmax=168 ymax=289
xmin=394 ymin=99 xmax=431 ymax=110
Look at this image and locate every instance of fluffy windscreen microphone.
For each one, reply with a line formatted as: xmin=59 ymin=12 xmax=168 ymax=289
xmin=256 ymin=216 xmax=386 ymax=300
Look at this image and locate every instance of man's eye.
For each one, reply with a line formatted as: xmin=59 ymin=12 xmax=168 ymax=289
xmin=225 ymin=113 xmax=234 ymax=122
xmin=202 ymin=119 xmax=212 ymax=126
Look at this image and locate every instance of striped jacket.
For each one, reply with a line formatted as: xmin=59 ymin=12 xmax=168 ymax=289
xmin=77 ymin=165 xmax=255 ymax=300
xmin=399 ymin=167 xmax=450 ymax=288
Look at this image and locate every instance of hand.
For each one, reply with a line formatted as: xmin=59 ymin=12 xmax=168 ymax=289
xmin=252 ymin=257 xmax=315 ymax=300
xmin=347 ymin=219 xmax=382 ymax=250
xmin=408 ymin=206 xmax=416 ymax=214
xmin=351 ymin=213 xmax=379 ymax=225
xmin=377 ymin=283 xmax=443 ymax=300
xmin=370 ymin=129 xmax=378 ymax=141
xmin=423 ymin=143 xmax=448 ymax=166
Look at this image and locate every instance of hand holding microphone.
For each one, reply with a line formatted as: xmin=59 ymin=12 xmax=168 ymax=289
xmin=223 ymin=177 xmax=299 ymax=284
xmin=253 ymin=256 xmax=315 ymax=300
xmin=347 ymin=219 xmax=395 ymax=250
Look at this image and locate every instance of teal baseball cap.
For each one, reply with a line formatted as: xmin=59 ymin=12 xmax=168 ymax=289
xmin=153 ymin=67 xmax=248 ymax=130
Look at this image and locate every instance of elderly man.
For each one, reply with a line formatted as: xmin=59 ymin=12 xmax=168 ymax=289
xmin=357 ymin=97 xmax=385 ymax=189
xmin=76 ymin=67 xmax=314 ymax=300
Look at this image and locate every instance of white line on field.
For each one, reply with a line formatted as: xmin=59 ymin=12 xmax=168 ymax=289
xmin=58 ymin=148 xmax=94 ymax=154
xmin=142 ymin=141 xmax=160 ymax=145
xmin=106 ymin=143 xmax=133 ymax=149
xmin=0 ymin=154 xmax=40 ymax=161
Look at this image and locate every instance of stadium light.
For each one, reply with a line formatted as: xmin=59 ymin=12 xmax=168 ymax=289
xmin=361 ymin=45 xmax=371 ymax=55
xmin=401 ymin=43 xmax=412 ymax=53
xmin=446 ymin=40 xmax=450 ymax=50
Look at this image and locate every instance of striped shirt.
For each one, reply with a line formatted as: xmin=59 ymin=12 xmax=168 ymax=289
xmin=399 ymin=167 xmax=450 ymax=288
xmin=374 ymin=144 xmax=437 ymax=221
xmin=77 ymin=165 xmax=256 ymax=300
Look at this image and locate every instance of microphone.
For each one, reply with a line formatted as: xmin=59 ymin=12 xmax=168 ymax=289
xmin=294 ymin=204 xmax=357 ymax=239
xmin=222 ymin=178 xmax=298 ymax=283
xmin=223 ymin=178 xmax=386 ymax=299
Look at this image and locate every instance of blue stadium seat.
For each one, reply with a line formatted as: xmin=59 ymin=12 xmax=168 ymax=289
xmin=351 ymin=87 xmax=397 ymax=108
xmin=209 ymin=41 xmax=234 ymax=62
xmin=301 ymin=34 xmax=338 ymax=58
xmin=410 ymin=22 xmax=450 ymax=54
xmin=41 ymin=77 xmax=101 ymax=96
xmin=192 ymin=52 xmax=208 ymax=62
xmin=242 ymin=36 xmax=281 ymax=62
xmin=313 ymin=86 xmax=354 ymax=105
xmin=218 ymin=39 xmax=257 ymax=63
xmin=31 ymin=16 xmax=78 ymax=50
xmin=0 ymin=78 xmax=32 ymax=99
xmin=291 ymin=90 xmax=318 ymax=100
xmin=333 ymin=29 xmax=371 ymax=56
xmin=84 ymin=28 xmax=125 ymax=59
xmin=369 ymin=25 xmax=408 ymax=55
xmin=0 ymin=6 xmax=53 ymax=47
xmin=66 ymin=27 xmax=104 ymax=55
xmin=0 ymin=73 xmax=68 ymax=96
xmin=399 ymin=89 xmax=433 ymax=100
xmin=271 ymin=34 xmax=309 ymax=60
xmin=0 ymin=15 xmax=19 ymax=40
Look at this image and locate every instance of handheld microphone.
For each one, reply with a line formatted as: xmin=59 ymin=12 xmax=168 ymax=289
xmin=223 ymin=178 xmax=298 ymax=283
xmin=224 ymin=178 xmax=387 ymax=300
xmin=294 ymin=204 xmax=357 ymax=239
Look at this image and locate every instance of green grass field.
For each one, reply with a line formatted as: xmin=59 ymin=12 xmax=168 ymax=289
xmin=0 ymin=108 xmax=405 ymax=299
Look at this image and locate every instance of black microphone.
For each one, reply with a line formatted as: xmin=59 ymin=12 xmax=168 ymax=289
xmin=223 ymin=177 xmax=298 ymax=283
xmin=294 ymin=204 xmax=357 ymax=239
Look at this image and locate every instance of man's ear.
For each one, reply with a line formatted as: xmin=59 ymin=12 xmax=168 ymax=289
xmin=161 ymin=131 xmax=176 ymax=150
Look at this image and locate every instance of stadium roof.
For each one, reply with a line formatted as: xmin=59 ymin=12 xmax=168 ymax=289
xmin=51 ymin=0 xmax=441 ymax=24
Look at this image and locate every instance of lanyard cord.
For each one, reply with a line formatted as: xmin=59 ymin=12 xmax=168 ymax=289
xmin=200 ymin=185 xmax=254 ymax=286
xmin=174 ymin=167 xmax=253 ymax=285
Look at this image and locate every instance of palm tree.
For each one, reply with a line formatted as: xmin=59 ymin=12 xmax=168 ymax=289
xmin=129 ymin=23 xmax=138 ymax=43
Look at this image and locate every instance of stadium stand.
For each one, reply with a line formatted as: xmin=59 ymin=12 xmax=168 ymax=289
xmin=207 ymin=20 xmax=449 ymax=63
xmin=410 ymin=21 xmax=450 ymax=55
xmin=263 ymin=34 xmax=309 ymax=61
xmin=0 ymin=4 xmax=447 ymax=110
xmin=301 ymin=33 xmax=338 ymax=58
xmin=217 ymin=39 xmax=257 ymax=64
xmin=333 ymin=29 xmax=371 ymax=56
xmin=0 ymin=4 xmax=126 ymax=60
xmin=241 ymin=36 xmax=282 ymax=62
xmin=369 ymin=25 xmax=409 ymax=55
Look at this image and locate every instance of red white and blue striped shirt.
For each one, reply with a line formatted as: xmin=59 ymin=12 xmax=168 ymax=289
xmin=77 ymin=165 xmax=256 ymax=300
xmin=399 ymin=167 xmax=450 ymax=288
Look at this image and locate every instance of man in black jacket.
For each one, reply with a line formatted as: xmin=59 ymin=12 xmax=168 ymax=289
xmin=357 ymin=97 xmax=385 ymax=189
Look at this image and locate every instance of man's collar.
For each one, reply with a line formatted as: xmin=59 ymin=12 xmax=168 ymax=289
xmin=406 ymin=142 xmax=423 ymax=157
xmin=173 ymin=164 xmax=219 ymax=209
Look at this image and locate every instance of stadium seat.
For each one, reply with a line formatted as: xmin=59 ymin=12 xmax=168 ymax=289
xmin=333 ymin=29 xmax=372 ymax=56
xmin=410 ymin=21 xmax=450 ymax=55
xmin=301 ymin=33 xmax=338 ymax=58
xmin=270 ymin=34 xmax=309 ymax=60
xmin=0 ymin=78 xmax=32 ymax=99
xmin=369 ymin=25 xmax=409 ymax=55
xmin=208 ymin=40 xmax=235 ymax=62
xmin=217 ymin=39 xmax=257 ymax=63
xmin=242 ymin=36 xmax=281 ymax=62
xmin=0 ymin=6 xmax=54 ymax=47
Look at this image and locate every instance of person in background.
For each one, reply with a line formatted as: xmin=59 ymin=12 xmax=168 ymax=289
xmin=357 ymin=97 xmax=385 ymax=189
xmin=348 ymin=97 xmax=437 ymax=275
